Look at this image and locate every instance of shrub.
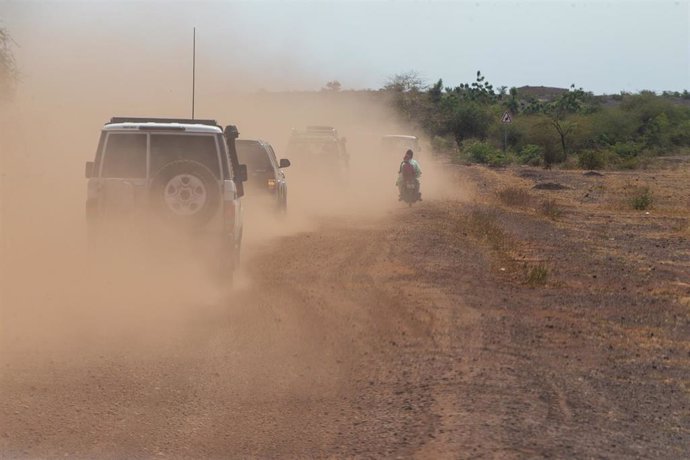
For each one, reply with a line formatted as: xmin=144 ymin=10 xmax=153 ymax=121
xmin=523 ymin=116 xmax=561 ymax=165
xmin=630 ymin=186 xmax=653 ymax=210
xmin=465 ymin=140 xmax=502 ymax=164
xmin=527 ymin=264 xmax=549 ymax=285
xmin=578 ymin=149 xmax=607 ymax=170
xmin=518 ymin=144 xmax=543 ymax=166
xmin=670 ymin=120 xmax=690 ymax=147
xmin=618 ymin=156 xmax=641 ymax=170
xmin=612 ymin=141 xmax=643 ymax=158
xmin=487 ymin=151 xmax=511 ymax=167
xmin=467 ymin=208 xmax=506 ymax=251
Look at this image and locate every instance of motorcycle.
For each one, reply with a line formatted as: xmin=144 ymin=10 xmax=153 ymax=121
xmin=400 ymin=177 xmax=421 ymax=206
xmin=397 ymin=159 xmax=421 ymax=206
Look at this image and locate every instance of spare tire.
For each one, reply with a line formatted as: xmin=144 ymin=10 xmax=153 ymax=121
xmin=149 ymin=160 xmax=220 ymax=227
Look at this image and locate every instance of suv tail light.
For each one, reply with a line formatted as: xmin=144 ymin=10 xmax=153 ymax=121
xmin=267 ymin=178 xmax=277 ymax=191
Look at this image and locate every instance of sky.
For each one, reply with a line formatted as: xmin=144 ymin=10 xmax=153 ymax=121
xmin=1 ymin=0 xmax=689 ymax=96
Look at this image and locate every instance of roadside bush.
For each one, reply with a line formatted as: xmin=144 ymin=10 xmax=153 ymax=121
xmin=612 ymin=141 xmax=643 ymax=158
xmin=578 ymin=149 xmax=607 ymax=170
xmin=518 ymin=144 xmax=543 ymax=166
xmin=487 ymin=151 xmax=512 ymax=167
xmin=630 ymin=186 xmax=653 ymax=210
xmin=465 ymin=140 xmax=501 ymax=164
xmin=604 ymin=149 xmax=651 ymax=170
xmin=617 ymin=155 xmax=641 ymax=170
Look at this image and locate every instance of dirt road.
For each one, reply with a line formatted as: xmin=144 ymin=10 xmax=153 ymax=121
xmin=2 ymin=161 xmax=690 ymax=458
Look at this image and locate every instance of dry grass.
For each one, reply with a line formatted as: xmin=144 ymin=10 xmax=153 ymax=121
xmin=496 ymin=187 xmax=532 ymax=208
xmin=497 ymin=186 xmax=532 ymax=208
xmin=466 ymin=208 xmax=507 ymax=252
xmin=540 ymin=199 xmax=563 ymax=220
xmin=526 ymin=264 xmax=549 ymax=285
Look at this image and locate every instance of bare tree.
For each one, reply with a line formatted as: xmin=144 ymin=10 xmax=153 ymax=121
xmin=0 ymin=27 xmax=18 ymax=101
xmin=322 ymin=80 xmax=342 ymax=92
xmin=384 ymin=71 xmax=425 ymax=93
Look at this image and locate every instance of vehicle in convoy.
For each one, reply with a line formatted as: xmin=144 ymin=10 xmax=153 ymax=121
xmin=286 ymin=126 xmax=348 ymax=176
xmin=84 ymin=117 xmax=248 ymax=278
xmin=381 ymin=134 xmax=420 ymax=156
xmin=235 ymin=139 xmax=290 ymax=212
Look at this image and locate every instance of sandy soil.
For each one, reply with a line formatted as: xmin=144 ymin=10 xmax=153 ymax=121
xmin=2 ymin=149 xmax=689 ymax=458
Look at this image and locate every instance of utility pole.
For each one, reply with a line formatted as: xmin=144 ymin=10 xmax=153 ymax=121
xmin=192 ymin=27 xmax=196 ymax=119
xmin=501 ymin=111 xmax=512 ymax=151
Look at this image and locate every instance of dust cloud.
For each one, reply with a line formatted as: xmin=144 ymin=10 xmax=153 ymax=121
xmin=0 ymin=11 xmax=458 ymax=372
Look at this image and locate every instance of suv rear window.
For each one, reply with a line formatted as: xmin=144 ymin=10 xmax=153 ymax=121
xmin=150 ymin=134 xmax=220 ymax=178
xmin=236 ymin=141 xmax=273 ymax=172
xmin=101 ymin=133 xmax=147 ymax=178
xmin=288 ymin=138 xmax=340 ymax=156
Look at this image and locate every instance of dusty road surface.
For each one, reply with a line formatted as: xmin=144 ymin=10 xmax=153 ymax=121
xmin=2 ymin=155 xmax=690 ymax=458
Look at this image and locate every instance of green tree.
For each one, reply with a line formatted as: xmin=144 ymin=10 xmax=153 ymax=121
xmin=545 ymin=85 xmax=591 ymax=160
xmin=442 ymin=99 xmax=492 ymax=146
xmin=449 ymin=71 xmax=499 ymax=104
xmin=429 ymin=78 xmax=443 ymax=104
xmin=503 ymin=87 xmax=520 ymax=114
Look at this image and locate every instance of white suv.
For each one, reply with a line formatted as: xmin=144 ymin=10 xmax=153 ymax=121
xmin=85 ymin=117 xmax=247 ymax=278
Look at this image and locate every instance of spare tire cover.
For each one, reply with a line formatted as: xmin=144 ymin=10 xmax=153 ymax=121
xmin=149 ymin=160 xmax=220 ymax=227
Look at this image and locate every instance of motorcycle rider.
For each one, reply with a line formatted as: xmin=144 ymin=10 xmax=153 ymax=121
xmin=396 ymin=149 xmax=422 ymax=201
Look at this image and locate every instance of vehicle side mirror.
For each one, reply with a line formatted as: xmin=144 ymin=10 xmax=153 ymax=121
xmin=279 ymin=159 xmax=291 ymax=168
xmin=85 ymin=161 xmax=95 ymax=178
xmin=237 ymin=164 xmax=248 ymax=182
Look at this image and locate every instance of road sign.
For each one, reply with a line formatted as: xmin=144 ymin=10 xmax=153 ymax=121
xmin=501 ymin=111 xmax=513 ymax=124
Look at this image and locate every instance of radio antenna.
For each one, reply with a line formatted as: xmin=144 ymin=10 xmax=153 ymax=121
xmin=192 ymin=27 xmax=196 ymax=119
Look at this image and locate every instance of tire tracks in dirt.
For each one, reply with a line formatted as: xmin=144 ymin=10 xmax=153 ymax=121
xmin=3 ymin=163 xmax=690 ymax=457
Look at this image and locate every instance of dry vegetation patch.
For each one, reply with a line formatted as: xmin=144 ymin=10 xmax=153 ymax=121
xmin=496 ymin=186 xmax=532 ymax=207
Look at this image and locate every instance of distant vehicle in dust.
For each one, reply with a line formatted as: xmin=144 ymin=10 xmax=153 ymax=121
xmin=286 ymin=126 xmax=349 ymax=176
xmin=381 ymin=134 xmax=420 ymax=156
xmin=236 ymin=139 xmax=290 ymax=212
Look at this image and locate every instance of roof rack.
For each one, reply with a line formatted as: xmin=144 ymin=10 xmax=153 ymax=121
xmin=108 ymin=117 xmax=219 ymax=126
xmin=306 ymin=125 xmax=336 ymax=132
